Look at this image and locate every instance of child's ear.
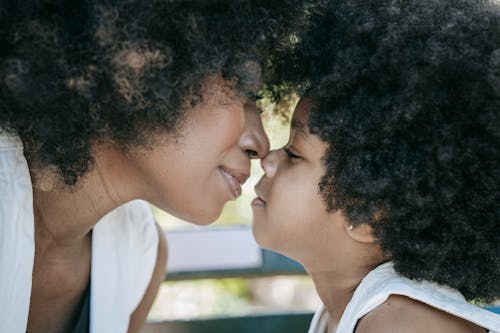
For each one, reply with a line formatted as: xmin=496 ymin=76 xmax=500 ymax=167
xmin=344 ymin=223 xmax=377 ymax=243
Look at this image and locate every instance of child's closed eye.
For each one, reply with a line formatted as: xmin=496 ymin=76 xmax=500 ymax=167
xmin=284 ymin=147 xmax=301 ymax=160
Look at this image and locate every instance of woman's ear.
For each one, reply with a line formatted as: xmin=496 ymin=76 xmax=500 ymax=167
xmin=344 ymin=223 xmax=377 ymax=243
xmin=31 ymin=165 xmax=59 ymax=192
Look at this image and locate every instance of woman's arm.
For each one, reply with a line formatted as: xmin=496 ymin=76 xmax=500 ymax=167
xmin=128 ymin=223 xmax=168 ymax=333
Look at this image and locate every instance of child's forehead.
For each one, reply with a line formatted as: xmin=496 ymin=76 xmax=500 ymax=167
xmin=292 ymin=98 xmax=314 ymax=126
xmin=291 ymin=116 xmax=307 ymax=131
xmin=290 ymin=99 xmax=311 ymax=138
xmin=290 ymin=98 xmax=329 ymax=152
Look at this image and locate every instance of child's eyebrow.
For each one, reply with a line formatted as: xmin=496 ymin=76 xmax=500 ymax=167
xmin=291 ymin=118 xmax=311 ymax=143
xmin=291 ymin=118 xmax=306 ymax=131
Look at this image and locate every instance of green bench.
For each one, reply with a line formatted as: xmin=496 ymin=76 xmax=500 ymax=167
xmin=142 ymin=312 xmax=313 ymax=333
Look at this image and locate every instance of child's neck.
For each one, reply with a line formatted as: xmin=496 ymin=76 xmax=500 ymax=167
xmin=307 ymin=254 xmax=385 ymax=327
xmin=310 ymin=266 xmax=368 ymax=324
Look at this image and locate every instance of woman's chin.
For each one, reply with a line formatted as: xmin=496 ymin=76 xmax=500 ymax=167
xmin=159 ymin=199 xmax=225 ymax=226
xmin=189 ymin=216 xmax=218 ymax=226
xmin=184 ymin=206 xmax=224 ymax=226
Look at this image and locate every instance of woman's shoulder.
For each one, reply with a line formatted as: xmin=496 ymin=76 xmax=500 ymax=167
xmin=355 ymin=294 xmax=487 ymax=333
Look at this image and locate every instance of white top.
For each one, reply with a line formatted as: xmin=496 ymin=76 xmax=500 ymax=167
xmin=308 ymin=262 xmax=500 ymax=333
xmin=0 ymin=133 xmax=160 ymax=333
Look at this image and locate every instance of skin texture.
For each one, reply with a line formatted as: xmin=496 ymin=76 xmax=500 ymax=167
xmin=26 ymin=79 xmax=269 ymax=333
xmin=128 ymin=224 xmax=168 ymax=333
xmin=252 ymin=98 xmax=487 ymax=332
xmin=253 ymin=98 xmax=338 ymax=262
xmin=356 ymin=295 xmax=487 ymax=333
xmin=113 ymin=77 xmax=269 ymax=224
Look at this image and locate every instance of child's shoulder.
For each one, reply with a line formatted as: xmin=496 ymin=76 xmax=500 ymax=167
xmin=355 ymin=294 xmax=486 ymax=333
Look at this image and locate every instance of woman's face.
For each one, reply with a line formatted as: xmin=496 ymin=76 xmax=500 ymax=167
xmin=252 ymin=98 xmax=348 ymax=262
xmin=127 ymin=76 xmax=269 ymax=224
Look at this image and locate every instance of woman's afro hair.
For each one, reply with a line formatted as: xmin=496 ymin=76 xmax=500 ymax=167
xmin=273 ymin=0 xmax=500 ymax=302
xmin=0 ymin=0 xmax=304 ymax=185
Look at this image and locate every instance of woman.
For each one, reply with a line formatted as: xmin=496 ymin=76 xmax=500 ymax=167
xmin=0 ymin=0 xmax=302 ymax=332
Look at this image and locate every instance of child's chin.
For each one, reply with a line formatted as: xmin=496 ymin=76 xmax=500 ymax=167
xmin=251 ymin=221 xmax=269 ymax=248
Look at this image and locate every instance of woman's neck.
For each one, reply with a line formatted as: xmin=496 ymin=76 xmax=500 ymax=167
xmin=31 ymin=145 xmax=137 ymax=250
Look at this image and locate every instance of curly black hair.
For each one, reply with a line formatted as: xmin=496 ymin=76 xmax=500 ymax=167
xmin=0 ymin=0 xmax=304 ymax=185
xmin=272 ymin=0 xmax=500 ymax=302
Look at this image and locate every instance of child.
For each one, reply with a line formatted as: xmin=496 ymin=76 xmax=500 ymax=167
xmin=252 ymin=0 xmax=500 ymax=332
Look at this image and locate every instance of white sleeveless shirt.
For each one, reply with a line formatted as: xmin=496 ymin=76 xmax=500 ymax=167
xmin=0 ymin=133 xmax=160 ymax=333
xmin=308 ymin=262 xmax=500 ymax=333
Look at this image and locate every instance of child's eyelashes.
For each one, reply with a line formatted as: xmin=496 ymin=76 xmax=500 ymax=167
xmin=284 ymin=147 xmax=301 ymax=160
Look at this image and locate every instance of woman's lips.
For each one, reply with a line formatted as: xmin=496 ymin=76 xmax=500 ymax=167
xmin=219 ymin=167 xmax=249 ymax=199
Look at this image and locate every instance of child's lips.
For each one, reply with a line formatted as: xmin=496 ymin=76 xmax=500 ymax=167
xmin=251 ymin=197 xmax=266 ymax=207
xmin=252 ymin=186 xmax=267 ymax=207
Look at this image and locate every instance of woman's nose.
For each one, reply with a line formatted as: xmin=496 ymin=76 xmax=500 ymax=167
xmin=239 ymin=103 xmax=270 ymax=159
xmin=260 ymin=149 xmax=280 ymax=178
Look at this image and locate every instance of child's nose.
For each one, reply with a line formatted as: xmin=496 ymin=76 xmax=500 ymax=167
xmin=261 ymin=149 xmax=279 ymax=178
xmin=239 ymin=104 xmax=270 ymax=159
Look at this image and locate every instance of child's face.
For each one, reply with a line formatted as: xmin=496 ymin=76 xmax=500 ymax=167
xmin=252 ymin=98 xmax=348 ymax=262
